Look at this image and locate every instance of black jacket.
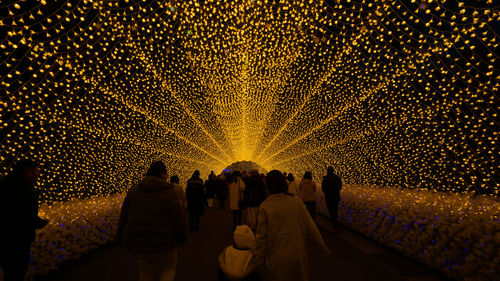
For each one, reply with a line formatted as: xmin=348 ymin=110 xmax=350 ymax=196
xmin=186 ymin=177 xmax=206 ymax=215
xmin=204 ymin=179 xmax=216 ymax=198
xmin=322 ymin=174 xmax=342 ymax=202
xmin=0 ymin=175 xmax=47 ymax=248
xmin=117 ymin=176 xmax=187 ymax=253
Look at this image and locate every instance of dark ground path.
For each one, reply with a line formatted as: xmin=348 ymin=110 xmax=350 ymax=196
xmin=35 ymin=207 xmax=450 ymax=281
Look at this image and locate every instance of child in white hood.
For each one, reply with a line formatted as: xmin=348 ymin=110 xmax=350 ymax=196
xmin=218 ymin=225 xmax=261 ymax=281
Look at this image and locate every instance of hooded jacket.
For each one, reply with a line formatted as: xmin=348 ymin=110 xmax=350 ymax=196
xmin=299 ymin=179 xmax=317 ymax=202
xmin=117 ymin=176 xmax=187 ymax=253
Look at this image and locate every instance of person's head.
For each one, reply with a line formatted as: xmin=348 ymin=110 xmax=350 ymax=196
xmin=192 ymin=170 xmax=200 ymax=179
xmin=303 ymin=171 xmax=313 ymax=180
xmin=327 ymin=166 xmax=334 ymax=175
xmin=170 ymin=175 xmax=180 ymax=184
xmin=233 ymin=225 xmax=255 ymax=250
xmin=287 ymin=173 xmax=294 ymax=182
xmin=209 ymin=173 xmax=216 ymax=181
xmin=146 ymin=161 xmax=167 ymax=179
xmin=266 ymin=170 xmax=288 ymax=194
xmin=12 ymin=159 xmax=39 ymax=183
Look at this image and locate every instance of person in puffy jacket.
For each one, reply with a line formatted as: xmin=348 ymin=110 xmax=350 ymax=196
xmin=117 ymin=161 xmax=187 ymax=281
xmin=218 ymin=225 xmax=260 ymax=281
xmin=299 ymin=171 xmax=317 ymax=220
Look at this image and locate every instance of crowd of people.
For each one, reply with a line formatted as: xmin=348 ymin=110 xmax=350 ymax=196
xmin=0 ymin=159 xmax=343 ymax=281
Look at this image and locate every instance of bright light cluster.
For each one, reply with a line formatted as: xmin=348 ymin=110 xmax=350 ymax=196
xmin=317 ymin=185 xmax=500 ymax=280
xmin=0 ymin=0 xmax=498 ymax=203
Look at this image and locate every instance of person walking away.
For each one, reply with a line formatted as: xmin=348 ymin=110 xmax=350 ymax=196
xmin=215 ymin=173 xmax=228 ymax=209
xmin=299 ymin=172 xmax=317 ymax=220
xmin=229 ymin=171 xmax=246 ymax=229
xmin=286 ymin=173 xmax=299 ymax=195
xmin=117 ymin=161 xmax=187 ymax=281
xmin=218 ymin=225 xmax=261 ymax=281
xmin=244 ymin=170 xmax=267 ymax=230
xmin=0 ymin=160 xmax=49 ymax=281
xmin=322 ymin=166 xmax=342 ymax=229
xmin=170 ymin=175 xmax=187 ymax=208
xmin=186 ymin=170 xmax=206 ymax=231
xmin=253 ymin=170 xmax=330 ymax=281
xmin=205 ymin=173 xmax=216 ymax=208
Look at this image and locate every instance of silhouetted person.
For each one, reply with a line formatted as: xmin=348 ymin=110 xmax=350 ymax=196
xmin=322 ymin=166 xmax=342 ymax=229
xmin=244 ymin=170 xmax=267 ymax=229
xmin=229 ymin=171 xmax=246 ymax=230
xmin=186 ymin=170 xmax=206 ymax=231
xmin=205 ymin=173 xmax=216 ymax=208
xmin=253 ymin=170 xmax=330 ymax=281
xmin=117 ymin=161 xmax=187 ymax=281
xmin=299 ymin=171 xmax=317 ymax=220
xmin=215 ymin=173 xmax=228 ymax=209
xmin=0 ymin=160 xmax=48 ymax=281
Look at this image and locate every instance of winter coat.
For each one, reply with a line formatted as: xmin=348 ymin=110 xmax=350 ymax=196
xmin=287 ymin=180 xmax=299 ymax=195
xmin=0 ymin=175 xmax=47 ymax=247
xmin=215 ymin=175 xmax=228 ymax=200
xmin=299 ymin=179 xmax=317 ymax=202
xmin=322 ymin=174 xmax=342 ymax=203
xmin=117 ymin=176 xmax=187 ymax=254
xmin=186 ymin=177 xmax=206 ymax=215
xmin=229 ymin=177 xmax=246 ymax=210
xmin=253 ymin=193 xmax=330 ymax=281
xmin=172 ymin=182 xmax=187 ymax=207
xmin=219 ymin=225 xmax=256 ymax=280
xmin=204 ymin=179 xmax=216 ymax=198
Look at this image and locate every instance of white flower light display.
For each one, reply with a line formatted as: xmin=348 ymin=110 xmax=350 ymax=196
xmin=317 ymin=185 xmax=500 ymax=281
xmin=26 ymin=195 xmax=124 ymax=279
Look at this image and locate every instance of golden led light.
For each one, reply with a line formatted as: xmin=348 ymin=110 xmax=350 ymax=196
xmin=0 ymin=0 xmax=498 ymax=204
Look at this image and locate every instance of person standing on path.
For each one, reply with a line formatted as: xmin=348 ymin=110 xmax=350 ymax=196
xmin=299 ymin=171 xmax=317 ymax=220
xmin=253 ymin=170 xmax=331 ymax=281
xmin=204 ymin=173 xmax=216 ymax=208
xmin=322 ymin=166 xmax=342 ymax=229
xmin=117 ymin=161 xmax=187 ymax=281
xmin=186 ymin=170 xmax=206 ymax=231
xmin=215 ymin=173 xmax=228 ymax=209
xmin=229 ymin=171 xmax=246 ymax=230
xmin=286 ymin=173 xmax=299 ymax=195
xmin=244 ymin=170 xmax=267 ymax=230
xmin=0 ymin=159 xmax=49 ymax=281
xmin=170 ymin=175 xmax=187 ymax=208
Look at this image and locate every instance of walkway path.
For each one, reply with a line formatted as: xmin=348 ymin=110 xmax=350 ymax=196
xmin=35 ymin=207 xmax=450 ymax=281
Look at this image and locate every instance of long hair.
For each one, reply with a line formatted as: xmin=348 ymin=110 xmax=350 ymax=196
xmin=266 ymin=170 xmax=288 ymax=194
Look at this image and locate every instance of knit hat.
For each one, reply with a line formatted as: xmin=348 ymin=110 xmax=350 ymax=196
xmin=233 ymin=225 xmax=255 ymax=250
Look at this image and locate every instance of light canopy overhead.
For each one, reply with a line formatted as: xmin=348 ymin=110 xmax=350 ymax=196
xmin=0 ymin=0 xmax=498 ymax=203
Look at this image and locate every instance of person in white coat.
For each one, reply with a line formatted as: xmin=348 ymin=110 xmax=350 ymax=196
xmin=229 ymin=171 xmax=246 ymax=230
xmin=286 ymin=173 xmax=299 ymax=195
xmin=253 ymin=170 xmax=331 ymax=281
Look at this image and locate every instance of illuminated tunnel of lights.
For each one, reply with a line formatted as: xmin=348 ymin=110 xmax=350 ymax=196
xmin=0 ymin=0 xmax=498 ymax=204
